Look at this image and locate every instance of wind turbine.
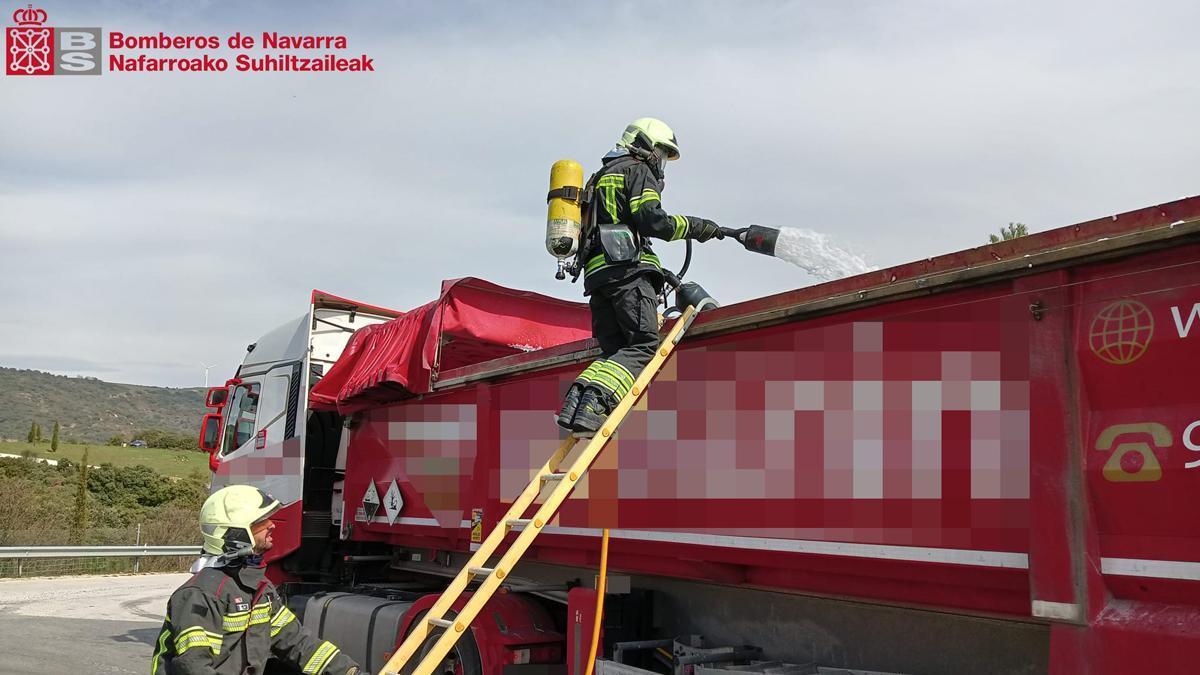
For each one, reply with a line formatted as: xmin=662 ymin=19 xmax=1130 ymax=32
xmin=200 ymin=362 xmax=217 ymax=388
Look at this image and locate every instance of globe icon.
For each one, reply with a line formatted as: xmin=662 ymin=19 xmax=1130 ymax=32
xmin=1089 ymin=300 xmax=1154 ymax=365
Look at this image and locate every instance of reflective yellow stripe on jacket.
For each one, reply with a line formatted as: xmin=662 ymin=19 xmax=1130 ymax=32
xmin=222 ymin=600 xmax=273 ymax=632
xmin=669 ymin=214 xmax=688 ymax=241
xmin=303 ymin=640 xmax=341 ymax=674
xmin=584 ymin=250 xmax=662 ymax=276
xmin=270 ymin=605 xmax=297 ymax=637
xmin=595 ymin=173 xmax=624 ymax=223
xmin=151 ymin=624 xmax=172 ymax=675
xmin=629 ymin=188 xmax=661 ymax=214
xmin=174 ymin=625 xmax=222 ymax=656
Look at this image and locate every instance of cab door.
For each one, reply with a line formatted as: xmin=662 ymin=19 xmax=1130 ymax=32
xmin=219 ymin=363 xmax=294 ymax=460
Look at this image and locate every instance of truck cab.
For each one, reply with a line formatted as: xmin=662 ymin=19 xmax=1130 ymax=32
xmin=197 ymin=290 xmax=401 ymax=573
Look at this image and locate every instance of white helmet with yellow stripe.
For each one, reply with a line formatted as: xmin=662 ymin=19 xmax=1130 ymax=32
xmin=618 ymin=117 xmax=681 ymax=161
xmin=199 ymin=484 xmax=281 ymax=557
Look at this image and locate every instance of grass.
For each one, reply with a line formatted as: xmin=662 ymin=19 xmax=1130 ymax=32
xmin=0 ymin=441 xmax=209 ymax=478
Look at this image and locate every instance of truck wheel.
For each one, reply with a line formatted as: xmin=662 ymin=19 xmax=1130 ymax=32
xmin=401 ymin=609 xmax=483 ymax=675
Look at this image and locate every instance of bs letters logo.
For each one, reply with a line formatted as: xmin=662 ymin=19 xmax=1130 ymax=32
xmin=6 ymin=4 xmax=101 ymax=75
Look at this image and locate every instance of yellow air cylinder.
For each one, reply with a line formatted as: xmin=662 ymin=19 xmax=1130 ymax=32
xmin=546 ymin=159 xmax=584 ymax=259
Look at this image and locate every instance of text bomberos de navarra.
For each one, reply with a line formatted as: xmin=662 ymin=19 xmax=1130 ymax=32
xmin=107 ymin=32 xmax=375 ymax=73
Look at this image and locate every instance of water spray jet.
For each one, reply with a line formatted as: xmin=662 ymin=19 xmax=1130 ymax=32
xmin=719 ymin=225 xmax=875 ymax=281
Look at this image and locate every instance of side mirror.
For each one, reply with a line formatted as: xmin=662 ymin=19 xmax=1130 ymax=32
xmin=199 ymin=413 xmax=222 ymax=453
xmin=206 ymin=387 xmax=230 ymax=408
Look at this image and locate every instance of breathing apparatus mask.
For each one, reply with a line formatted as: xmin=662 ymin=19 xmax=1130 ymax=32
xmin=627 ymin=134 xmax=670 ymax=185
xmin=650 ymin=146 xmax=670 ymax=189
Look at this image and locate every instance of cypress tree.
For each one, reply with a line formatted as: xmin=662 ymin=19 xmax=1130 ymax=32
xmin=51 ymin=422 xmax=60 ymax=452
xmin=69 ymin=449 xmax=90 ymax=545
xmin=27 ymin=421 xmax=36 ymax=443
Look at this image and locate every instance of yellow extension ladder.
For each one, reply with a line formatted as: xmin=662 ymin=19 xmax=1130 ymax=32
xmin=380 ymin=305 xmax=700 ymax=675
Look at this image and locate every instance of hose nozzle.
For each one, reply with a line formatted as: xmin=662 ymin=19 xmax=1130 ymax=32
xmin=720 ymin=224 xmax=780 ymax=257
xmin=717 ymin=226 xmax=746 ymax=242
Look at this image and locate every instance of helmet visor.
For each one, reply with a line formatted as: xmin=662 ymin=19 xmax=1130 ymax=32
xmin=251 ymin=489 xmax=282 ymax=525
xmin=253 ymin=502 xmax=281 ymax=525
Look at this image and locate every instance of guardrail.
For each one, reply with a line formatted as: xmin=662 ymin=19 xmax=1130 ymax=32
xmin=0 ymin=545 xmax=199 ymax=576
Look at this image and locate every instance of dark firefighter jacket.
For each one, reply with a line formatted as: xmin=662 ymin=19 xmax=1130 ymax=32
xmin=580 ymin=154 xmax=707 ymax=294
xmin=151 ymin=562 xmax=357 ymax=675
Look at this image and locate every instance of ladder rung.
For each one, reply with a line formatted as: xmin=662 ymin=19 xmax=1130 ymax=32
xmin=467 ymin=566 xmax=494 ymax=576
xmin=540 ymin=472 xmax=566 ymax=482
xmin=506 ymin=518 xmax=532 ymax=530
xmin=428 ymin=618 xmax=453 ymax=629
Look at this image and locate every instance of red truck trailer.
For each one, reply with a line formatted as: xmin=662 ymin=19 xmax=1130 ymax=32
xmin=199 ymin=196 xmax=1200 ymax=674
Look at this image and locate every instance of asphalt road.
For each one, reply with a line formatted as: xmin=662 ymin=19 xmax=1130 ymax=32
xmin=0 ymin=573 xmax=188 ymax=674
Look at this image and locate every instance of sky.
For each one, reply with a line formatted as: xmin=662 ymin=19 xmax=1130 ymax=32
xmin=1 ymin=0 xmax=1198 ymax=387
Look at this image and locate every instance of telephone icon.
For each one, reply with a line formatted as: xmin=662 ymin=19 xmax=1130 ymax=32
xmin=1095 ymin=423 xmax=1172 ymax=482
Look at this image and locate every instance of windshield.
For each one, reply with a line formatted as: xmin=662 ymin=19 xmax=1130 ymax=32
xmin=222 ymin=382 xmax=261 ymax=455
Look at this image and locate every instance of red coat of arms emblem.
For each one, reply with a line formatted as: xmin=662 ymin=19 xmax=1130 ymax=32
xmin=7 ymin=4 xmax=53 ymax=75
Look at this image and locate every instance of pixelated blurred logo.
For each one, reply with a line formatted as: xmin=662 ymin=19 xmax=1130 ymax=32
xmin=1089 ymin=300 xmax=1154 ymax=365
xmin=6 ymin=4 xmax=101 ymax=76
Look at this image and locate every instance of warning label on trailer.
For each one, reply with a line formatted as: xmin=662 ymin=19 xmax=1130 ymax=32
xmin=360 ymin=481 xmax=380 ymax=522
xmin=384 ymin=479 xmax=403 ymax=526
xmin=471 ymin=508 xmax=483 ymax=543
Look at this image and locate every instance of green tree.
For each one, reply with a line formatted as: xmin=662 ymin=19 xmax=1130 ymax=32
xmin=69 ymin=449 xmax=90 ymax=544
xmin=106 ymin=435 xmax=124 ymax=446
xmin=34 ymin=423 xmax=42 ymax=443
xmin=0 ymin=455 xmax=206 ymax=554
xmin=27 ymin=421 xmax=36 ymax=443
xmin=50 ymin=422 xmax=60 ymax=452
xmin=989 ymin=222 xmax=1029 ymax=244
xmin=134 ymin=428 xmax=196 ymax=451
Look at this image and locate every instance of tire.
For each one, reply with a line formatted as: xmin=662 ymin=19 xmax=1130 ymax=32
xmin=399 ymin=609 xmax=483 ymax=675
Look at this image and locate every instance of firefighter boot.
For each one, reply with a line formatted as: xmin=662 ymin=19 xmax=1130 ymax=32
xmin=555 ymin=383 xmax=585 ymax=430
xmin=571 ymin=387 xmax=616 ymax=437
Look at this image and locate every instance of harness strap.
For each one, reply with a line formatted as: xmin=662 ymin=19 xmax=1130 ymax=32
xmin=546 ymin=185 xmax=582 ymax=203
xmin=241 ymin=580 xmax=270 ymax=673
xmin=572 ymin=155 xmax=647 ymax=281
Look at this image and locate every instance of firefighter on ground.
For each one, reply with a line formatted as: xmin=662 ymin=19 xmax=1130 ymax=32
xmin=557 ymin=117 xmax=723 ymax=434
xmin=151 ymin=484 xmax=360 ymax=675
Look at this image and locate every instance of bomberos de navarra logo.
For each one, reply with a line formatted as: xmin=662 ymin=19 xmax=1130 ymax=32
xmin=6 ymin=4 xmax=100 ymax=75
xmin=6 ymin=4 xmax=376 ymax=76
xmin=108 ymin=31 xmax=375 ymax=73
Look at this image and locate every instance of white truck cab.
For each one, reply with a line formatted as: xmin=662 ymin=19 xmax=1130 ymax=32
xmin=197 ymin=291 xmax=400 ymax=559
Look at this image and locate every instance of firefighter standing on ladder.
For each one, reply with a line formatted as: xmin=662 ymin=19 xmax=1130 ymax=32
xmin=151 ymin=484 xmax=360 ymax=674
xmin=557 ymin=118 xmax=723 ymax=435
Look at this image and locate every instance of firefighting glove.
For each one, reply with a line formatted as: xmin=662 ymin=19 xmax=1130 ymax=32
xmin=688 ymin=218 xmax=722 ymax=243
xmin=345 ymin=668 xmax=359 ymax=675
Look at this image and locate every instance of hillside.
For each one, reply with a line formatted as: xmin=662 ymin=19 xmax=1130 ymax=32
xmin=0 ymin=368 xmax=206 ymax=443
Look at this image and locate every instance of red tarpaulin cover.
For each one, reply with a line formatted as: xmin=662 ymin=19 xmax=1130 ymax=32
xmin=309 ymin=278 xmax=591 ymax=414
